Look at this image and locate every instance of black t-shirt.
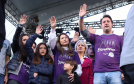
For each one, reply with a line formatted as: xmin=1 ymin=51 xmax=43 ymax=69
xmin=56 ymin=72 xmax=81 ymax=84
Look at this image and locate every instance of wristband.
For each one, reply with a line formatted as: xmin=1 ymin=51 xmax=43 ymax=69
xmin=80 ymin=17 xmax=84 ymax=19
xmin=18 ymin=24 xmax=23 ymax=28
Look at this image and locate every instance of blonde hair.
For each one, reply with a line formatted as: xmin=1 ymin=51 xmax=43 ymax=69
xmin=75 ymin=40 xmax=88 ymax=56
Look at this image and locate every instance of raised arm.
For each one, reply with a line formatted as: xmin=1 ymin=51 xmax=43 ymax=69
xmin=12 ymin=15 xmax=27 ymax=53
xmin=79 ymin=4 xmax=88 ymax=31
xmin=71 ymin=32 xmax=79 ymax=48
xmin=25 ymin=25 xmax=43 ymax=60
xmin=78 ymin=4 xmax=92 ymax=42
xmin=79 ymin=4 xmax=96 ymax=43
xmin=88 ymin=25 xmax=97 ymax=34
xmin=48 ymin=16 xmax=57 ymax=50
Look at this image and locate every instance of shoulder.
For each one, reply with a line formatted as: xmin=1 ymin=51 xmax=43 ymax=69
xmin=74 ymin=51 xmax=78 ymax=54
xmin=73 ymin=51 xmax=79 ymax=57
xmin=74 ymin=72 xmax=79 ymax=77
xmin=84 ymin=58 xmax=92 ymax=63
xmin=58 ymin=72 xmax=67 ymax=78
xmin=114 ymin=34 xmax=123 ymax=41
xmin=90 ymin=33 xmax=99 ymax=37
xmin=1 ymin=39 xmax=11 ymax=51
xmin=4 ymin=39 xmax=11 ymax=46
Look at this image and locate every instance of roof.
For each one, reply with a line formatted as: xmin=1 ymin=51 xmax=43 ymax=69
xmin=7 ymin=0 xmax=131 ymax=25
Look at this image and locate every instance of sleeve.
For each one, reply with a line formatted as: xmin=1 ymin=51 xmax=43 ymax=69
xmin=48 ymin=29 xmax=57 ymax=50
xmin=29 ymin=65 xmax=38 ymax=79
xmin=47 ymin=44 xmax=54 ymax=56
xmin=25 ymin=33 xmax=38 ymax=61
xmin=88 ymin=60 xmax=93 ymax=84
xmin=56 ymin=75 xmax=61 ymax=84
xmin=6 ymin=40 xmax=11 ymax=56
xmin=74 ymin=72 xmax=81 ymax=84
xmin=120 ymin=36 xmax=123 ymax=53
xmin=2 ymin=0 xmax=6 ymax=4
xmin=81 ymin=29 xmax=90 ymax=42
xmin=12 ymin=26 xmax=22 ymax=53
xmin=74 ymin=52 xmax=82 ymax=76
xmin=37 ymin=64 xmax=54 ymax=75
xmin=71 ymin=41 xmax=76 ymax=48
xmin=75 ymin=64 xmax=82 ymax=76
xmin=81 ymin=29 xmax=96 ymax=45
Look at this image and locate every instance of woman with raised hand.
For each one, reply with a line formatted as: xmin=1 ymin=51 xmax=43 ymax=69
xmin=48 ymin=16 xmax=82 ymax=84
xmin=25 ymin=25 xmax=54 ymax=84
xmin=7 ymin=15 xmax=36 ymax=84
xmin=75 ymin=40 xmax=93 ymax=84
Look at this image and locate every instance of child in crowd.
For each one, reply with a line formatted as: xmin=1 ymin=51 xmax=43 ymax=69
xmin=25 ymin=25 xmax=54 ymax=84
xmin=56 ymin=59 xmax=81 ymax=84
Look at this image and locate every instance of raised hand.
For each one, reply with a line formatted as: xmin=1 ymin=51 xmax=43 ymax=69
xmin=88 ymin=25 xmax=97 ymax=34
xmin=36 ymin=25 xmax=43 ymax=35
xmin=50 ymin=16 xmax=56 ymax=29
xmin=19 ymin=15 xmax=27 ymax=25
xmin=72 ymin=32 xmax=79 ymax=42
xmin=79 ymin=4 xmax=89 ymax=17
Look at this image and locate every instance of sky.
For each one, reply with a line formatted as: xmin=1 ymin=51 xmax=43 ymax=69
xmin=5 ymin=4 xmax=133 ymax=44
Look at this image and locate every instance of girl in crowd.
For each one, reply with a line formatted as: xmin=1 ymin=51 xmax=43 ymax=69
xmin=75 ymin=40 xmax=93 ymax=84
xmin=7 ymin=15 xmax=35 ymax=84
xmin=25 ymin=25 xmax=54 ymax=84
xmin=48 ymin=16 xmax=82 ymax=84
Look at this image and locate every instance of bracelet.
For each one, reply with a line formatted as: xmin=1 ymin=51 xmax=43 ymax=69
xmin=80 ymin=17 xmax=84 ymax=19
xmin=18 ymin=24 xmax=23 ymax=28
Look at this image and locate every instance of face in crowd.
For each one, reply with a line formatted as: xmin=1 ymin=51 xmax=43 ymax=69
xmin=64 ymin=63 xmax=74 ymax=71
xmin=39 ymin=44 xmax=47 ymax=56
xmin=101 ymin=16 xmax=113 ymax=34
xmin=60 ymin=34 xmax=69 ymax=47
xmin=21 ymin=35 xmax=36 ymax=53
xmin=22 ymin=35 xmax=29 ymax=46
xmin=76 ymin=41 xmax=86 ymax=54
xmin=88 ymin=46 xmax=94 ymax=56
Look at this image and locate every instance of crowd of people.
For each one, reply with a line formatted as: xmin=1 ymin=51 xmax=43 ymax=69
xmin=0 ymin=1 xmax=134 ymax=84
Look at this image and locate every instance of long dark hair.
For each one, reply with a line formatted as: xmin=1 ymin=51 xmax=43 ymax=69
xmin=19 ymin=34 xmax=29 ymax=61
xmin=33 ymin=43 xmax=54 ymax=66
xmin=56 ymin=33 xmax=74 ymax=56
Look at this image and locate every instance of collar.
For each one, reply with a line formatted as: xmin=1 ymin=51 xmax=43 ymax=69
xmin=62 ymin=47 xmax=68 ymax=50
xmin=83 ymin=56 xmax=88 ymax=59
xmin=102 ymin=34 xmax=113 ymax=36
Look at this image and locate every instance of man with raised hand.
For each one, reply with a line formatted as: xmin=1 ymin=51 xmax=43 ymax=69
xmin=79 ymin=4 xmax=123 ymax=84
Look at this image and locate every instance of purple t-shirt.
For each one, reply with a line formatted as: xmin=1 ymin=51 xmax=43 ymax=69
xmin=89 ymin=33 xmax=123 ymax=72
xmin=52 ymin=46 xmax=81 ymax=82
xmin=9 ymin=62 xmax=30 ymax=84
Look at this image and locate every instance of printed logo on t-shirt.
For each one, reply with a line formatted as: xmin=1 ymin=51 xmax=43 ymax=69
xmin=108 ymin=52 xmax=114 ymax=58
xmin=58 ymin=54 xmax=71 ymax=66
xmin=3 ymin=43 xmax=7 ymax=48
xmin=97 ymin=39 xmax=116 ymax=58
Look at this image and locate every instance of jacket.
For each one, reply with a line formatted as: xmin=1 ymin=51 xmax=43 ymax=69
xmin=80 ymin=58 xmax=93 ymax=84
xmin=25 ymin=33 xmax=54 ymax=84
xmin=7 ymin=27 xmax=24 ymax=75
